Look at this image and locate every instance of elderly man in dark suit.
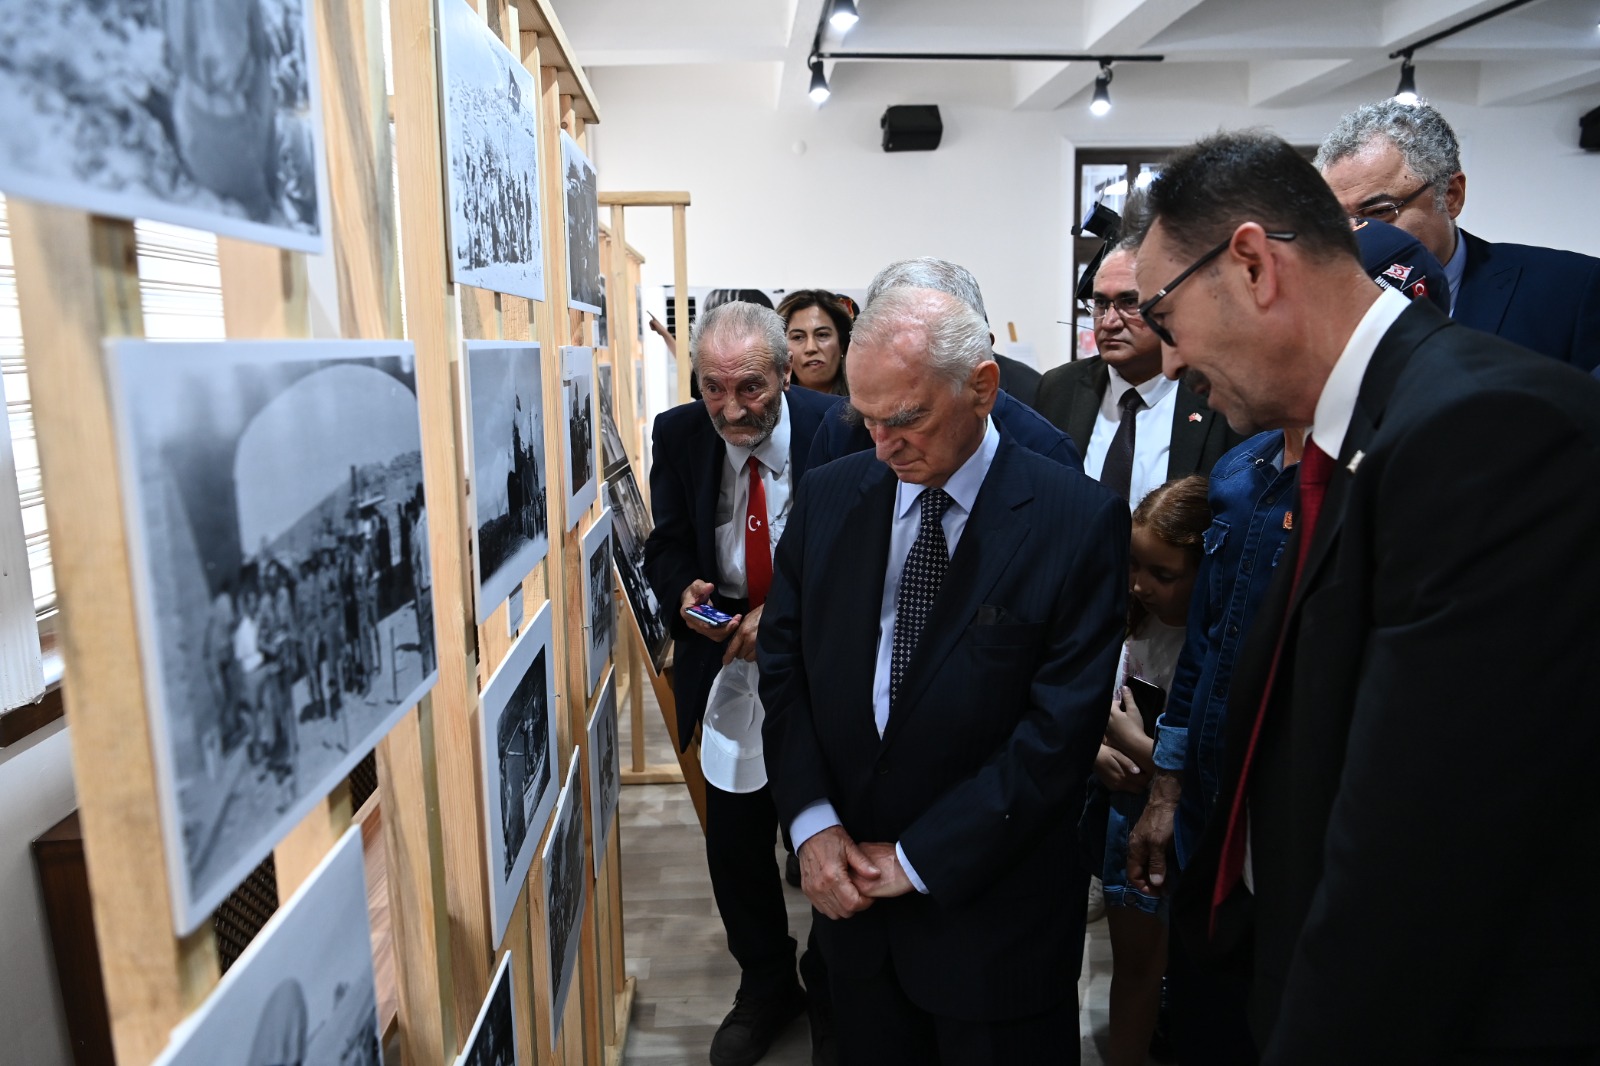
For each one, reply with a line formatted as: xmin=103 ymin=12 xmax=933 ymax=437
xmin=1318 ymin=99 xmax=1600 ymax=371
xmin=759 ymin=286 xmax=1128 ymax=1064
xmin=1036 ymin=239 xmax=1242 ymax=504
xmin=643 ymin=302 xmax=839 ymax=1066
xmin=1133 ymin=129 xmax=1600 ymax=1063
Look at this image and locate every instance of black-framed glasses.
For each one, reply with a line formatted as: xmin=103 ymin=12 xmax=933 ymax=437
xmin=1084 ymin=294 xmax=1143 ymax=322
xmin=1137 ymin=231 xmax=1297 ymax=346
xmin=1348 ymin=181 xmax=1433 ymax=225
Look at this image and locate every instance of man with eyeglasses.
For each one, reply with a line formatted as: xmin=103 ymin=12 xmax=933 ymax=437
xmin=1131 ymin=128 xmax=1600 ymax=1064
xmin=1316 ymin=99 xmax=1600 ymax=371
xmin=1036 ymin=238 xmax=1242 ymax=507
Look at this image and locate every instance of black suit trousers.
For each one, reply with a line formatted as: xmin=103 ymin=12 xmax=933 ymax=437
xmin=704 ymin=782 xmax=797 ymax=995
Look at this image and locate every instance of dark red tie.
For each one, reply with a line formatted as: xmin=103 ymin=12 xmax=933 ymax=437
xmin=744 ymin=459 xmax=771 ymax=608
xmin=1211 ymin=440 xmax=1335 ymax=932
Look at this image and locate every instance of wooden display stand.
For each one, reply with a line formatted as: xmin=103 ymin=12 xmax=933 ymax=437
xmin=11 ymin=0 xmax=631 ymax=1062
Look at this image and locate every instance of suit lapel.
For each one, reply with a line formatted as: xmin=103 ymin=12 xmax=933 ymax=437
xmin=1454 ymin=230 xmax=1518 ymax=336
xmin=833 ymin=463 xmax=898 ymax=749
xmin=1066 ymin=360 xmax=1109 ymax=455
xmin=693 ymin=417 xmax=723 ymax=576
xmin=1167 ymin=385 xmax=1209 ymax=478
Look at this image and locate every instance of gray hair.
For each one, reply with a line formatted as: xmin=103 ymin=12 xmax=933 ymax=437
xmin=689 ymin=301 xmax=790 ymax=375
xmin=849 ymin=286 xmax=991 ymax=391
xmin=1314 ymin=99 xmax=1461 ymax=213
xmin=865 ymin=257 xmax=990 ymax=324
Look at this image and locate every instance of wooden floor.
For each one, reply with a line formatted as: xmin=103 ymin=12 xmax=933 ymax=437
xmin=618 ymin=685 xmax=1136 ymax=1066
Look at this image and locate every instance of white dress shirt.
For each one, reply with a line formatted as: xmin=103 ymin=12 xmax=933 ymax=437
xmin=712 ymin=393 xmax=793 ymax=599
xmin=1084 ymin=366 xmax=1180 ymax=509
xmin=790 ymin=418 xmax=1001 ymax=894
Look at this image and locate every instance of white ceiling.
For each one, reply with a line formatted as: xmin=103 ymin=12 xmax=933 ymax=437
xmin=546 ymin=0 xmax=1600 ymax=112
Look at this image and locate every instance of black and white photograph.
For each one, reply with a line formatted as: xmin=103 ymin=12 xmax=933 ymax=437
xmin=586 ymin=674 xmax=619 ymax=879
xmin=540 ymin=749 xmax=587 ymax=1045
xmin=606 ymin=472 xmax=671 ymax=673
xmin=596 ymin=365 xmax=629 ymax=481
xmin=0 ymin=0 xmax=328 ymax=252
xmin=594 ymin=273 xmax=609 ymax=348
xmin=464 ymin=341 xmax=549 ymax=624
xmin=581 ymin=510 xmax=614 ymax=697
xmin=561 ymin=346 xmax=598 ymax=530
xmin=456 ymin=952 xmax=521 ymax=1066
xmin=438 ymin=0 xmax=544 ymax=301
xmin=478 ymin=600 xmax=559 ymax=948
xmin=150 ymin=829 xmax=380 ymax=1066
xmin=108 ymin=338 xmax=437 ymax=933
xmin=560 ymin=130 xmax=601 ymax=314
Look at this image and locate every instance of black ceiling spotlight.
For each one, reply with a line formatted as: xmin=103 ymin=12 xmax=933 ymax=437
xmin=1090 ymin=61 xmax=1113 ymax=116
xmin=808 ymin=56 xmax=830 ymax=104
xmin=1393 ymin=51 xmax=1419 ymax=105
xmin=829 ymin=0 xmax=860 ymax=33
xmin=1386 ymin=0 xmax=1540 ymax=105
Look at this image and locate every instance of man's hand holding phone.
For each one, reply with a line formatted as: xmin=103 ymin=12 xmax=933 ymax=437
xmin=680 ymin=580 xmax=741 ymax=641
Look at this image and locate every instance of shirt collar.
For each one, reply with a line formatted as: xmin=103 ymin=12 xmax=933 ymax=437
xmin=1311 ymin=286 xmax=1409 ymax=460
xmin=895 ymin=417 xmax=1001 ymax=519
xmin=1444 ymin=227 xmax=1467 ymax=315
xmin=1106 ymin=363 xmax=1179 ymax=407
xmin=724 ymin=391 xmax=791 ymax=476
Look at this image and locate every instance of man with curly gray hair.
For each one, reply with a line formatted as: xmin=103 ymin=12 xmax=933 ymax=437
xmin=1316 ymin=99 xmax=1600 ymax=370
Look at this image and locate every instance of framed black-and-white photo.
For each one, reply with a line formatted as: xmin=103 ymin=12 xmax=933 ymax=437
xmin=438 ymin=0 xmax=544 ymax=301
xmin=560 ymin=131 xmax=601 ymax=314
xmin=606 ymin=473 xmax=671 ymax=672
xmin=594 ymin=273 xmax=609 ymax=348
xmin=457 ymin=952 xmax=521 ymax=1066
xmin=150 ymin=828 xmax=379 ymax=1065
xmin=561 ymin=346 xmax=597 ymax=529
xmin=464 ymin=341 xmax=548 ymax=624
xmin=540 ymin=749 xmax=587 ymax=1045
xmin=586 ymin=674 xmax=618 ymax=879
xmin=581 ymin=511 xmax=614 ymax=697
xmin=596 ymin=364 xmax=629 ymax=481
xmin=478 ymin=600 xmax=559 ymax=948
xmin=108 ymin=338 xmax=437 ymax=933
xmin=0 ymin=0 xmax=328 ymax=252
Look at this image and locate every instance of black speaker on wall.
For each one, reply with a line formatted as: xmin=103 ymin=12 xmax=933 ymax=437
xmin=1581 ymin=105 xmax=1600 ymax=152
xmin=882 ymin=105 xmax=943 ymax=152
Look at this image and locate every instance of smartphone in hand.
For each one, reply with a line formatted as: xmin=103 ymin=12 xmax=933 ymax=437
xmin=686 ymin=602 xmax=736 ymax=628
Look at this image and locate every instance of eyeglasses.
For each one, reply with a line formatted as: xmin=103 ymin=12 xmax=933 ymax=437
xmin=1347 ymin=181 xmax=1433 ymax=225
xmin=1137 ymin=231 xmax=1297 ymax=347
xmin=1086 ymin=294 xmax=1143 ymax=322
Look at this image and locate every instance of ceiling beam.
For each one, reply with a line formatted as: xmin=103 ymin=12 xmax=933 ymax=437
xmin=1380 ymin=0 xmax=1512 ymax=50
xmin=1010 ymin=0 xmax=1203 ymax=111
xmin=1248 ymin=56 xmax=1392 ymax=108
xmin=1477 ymin=59 xmax=1600 ymax=107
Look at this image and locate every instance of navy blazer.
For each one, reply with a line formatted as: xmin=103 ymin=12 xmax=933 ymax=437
xmin=643 ymin=385 xmax=839 ymax=749
xmin=758 ymin=435 xmax=1127 ymax=1021
xmin=1455 ymin=229 xmax=1600 ymax=371
xmin=806 ymin=388 xmax=1081 ymax=472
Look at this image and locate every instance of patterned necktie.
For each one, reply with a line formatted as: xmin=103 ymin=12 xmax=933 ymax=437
xmin=1100 ymin=386 xmax=1146 ymax=503
xmin=744 ymin=458 xmax=771 ymax=608
xmin=890 ymin=488 xmax=954 ymax=708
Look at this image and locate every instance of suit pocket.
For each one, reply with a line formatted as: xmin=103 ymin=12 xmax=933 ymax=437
xmin=965 ymin=621 xmax=1045 ymax=648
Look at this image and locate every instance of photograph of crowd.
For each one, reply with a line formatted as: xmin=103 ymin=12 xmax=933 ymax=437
xmin=582 ymin=510 xmax=614 ymax=697
xmin=586 ymin=676 xmax=618 ymax=879
xmin=541 ymin=749 xmax=587 ymax=1045
xmin=465 ymin=341 xmax=549 ymax=623
xmin=596 ymin=364 xmax=630 ymax=481
xmin=606 ymin=472 xmax=671 ymax=672
xmin=562 ymin=346 xmax=597 ymax=529
xmin=0 ymin=0 xmax=327 ymax=252
xmin=478 ymin=600 xmax=558 ymax=947
xmin=560 ymin=130 xmax=601 ymax=313
xmin=109 ymin=338 xmax=437 ymax=932
xmin=456 ymin=953 xmax=520 ymax=1066
xmin=149 ymin=830 xmax=380 ymax=1066
xmin=438 ymin=0 xmax=544 ymax=301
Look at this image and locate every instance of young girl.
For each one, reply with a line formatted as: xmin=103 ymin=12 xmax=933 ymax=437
xmin=1093 ymin=475 xmax=1211 ymax=1066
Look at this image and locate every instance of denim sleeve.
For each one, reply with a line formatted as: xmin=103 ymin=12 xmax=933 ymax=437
xmin=1155 ymin=551 xmax=1214 ymax=772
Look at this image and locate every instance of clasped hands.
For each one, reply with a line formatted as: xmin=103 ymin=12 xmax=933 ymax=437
xmin=796 ymin=825 xmax=914 ymax=920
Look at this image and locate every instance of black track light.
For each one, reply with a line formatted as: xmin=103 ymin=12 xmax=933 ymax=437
xmin=1090 ymin=62 xmax=1113 ymax=116
xmin=1394 ymin=53 xmax=1419 ymax=104
xmin=809 ymin=58 xmax=831 ymax=104
xmin=829 ymin=0 xmax=859 ymax=33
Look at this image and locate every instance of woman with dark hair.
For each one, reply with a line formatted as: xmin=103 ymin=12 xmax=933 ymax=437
xmin=776 ymin=289 xmax=852 ymax=396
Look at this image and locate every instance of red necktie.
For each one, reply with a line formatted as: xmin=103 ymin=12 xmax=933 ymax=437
xmin=744 ymin=459 xmax=772 ymax=608
xmin=1211 ymin=441 xmax=1335 ymax=932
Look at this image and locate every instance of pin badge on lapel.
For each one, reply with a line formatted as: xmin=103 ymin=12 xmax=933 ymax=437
xmin=1188 ymin=412 xmax=1203 ymax=422
xmin=1347 ymin=450 xmax=1365 ymax=475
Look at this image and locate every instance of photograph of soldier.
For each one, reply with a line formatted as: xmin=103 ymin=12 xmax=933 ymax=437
xmin=466 ymin=341 xmax=549 ymax=623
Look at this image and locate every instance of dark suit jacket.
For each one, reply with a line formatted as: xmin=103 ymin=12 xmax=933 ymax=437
xmin=1455 ymin=229 xmax=1600 ymax=372
xmin=1034 ymin=355 xmax=1244 ymax=483
xmin=994 ymin=352 xmax=1042 ymax=408
xmin=643 ymin=385 xmax=839 ymax=750
xmin=1175 ymin=300 xmax=1600 ymax=1063
xmin=806 ymin=388 xmax=1082 ymax=472
xmin=758 ymin=435 xmax=1128 ymax=1021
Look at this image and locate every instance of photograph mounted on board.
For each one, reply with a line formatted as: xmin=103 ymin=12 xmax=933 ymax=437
xmin=0 ymin=0 xmax=328 ymax=252
xmin=541 ymin=748 xmax=587 ymax=1046
xmin=596 ymin=363 xmax=629 ymax=481
xmin=560 ymin=130 xmax=601 ymax=314
xmin=478 ymin=600 xmax=559 ymax=948
xmin=150 ymin=829 xmax=380 ymax=1066
xmin=606 ymin=472 xmax=671 ymax=672
xmin=437 ymin=0 xmax=544 ymax=301
xmin=594 ymin=273 xmax=609 ymax=348
xmin=457 ymin=946 xmax=521 ymax=1066
xmin=561 ymin=346 xmax=597 ymax=529
xmin=464 ymin=341 xmax=549 ymax=624
xmin=582 ymin=510 xmax=614 ymax=697
xmin=586 ymin=674 xmax=618 ymax=878
xmin=109 ymin=338 xmax=437 ymax=933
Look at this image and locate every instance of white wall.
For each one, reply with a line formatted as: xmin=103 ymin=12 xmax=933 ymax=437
xmin=586 ymin=60 xmax=1599 ymax=371
xmin=0 ymin=718 xmax=77 ymax=1066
